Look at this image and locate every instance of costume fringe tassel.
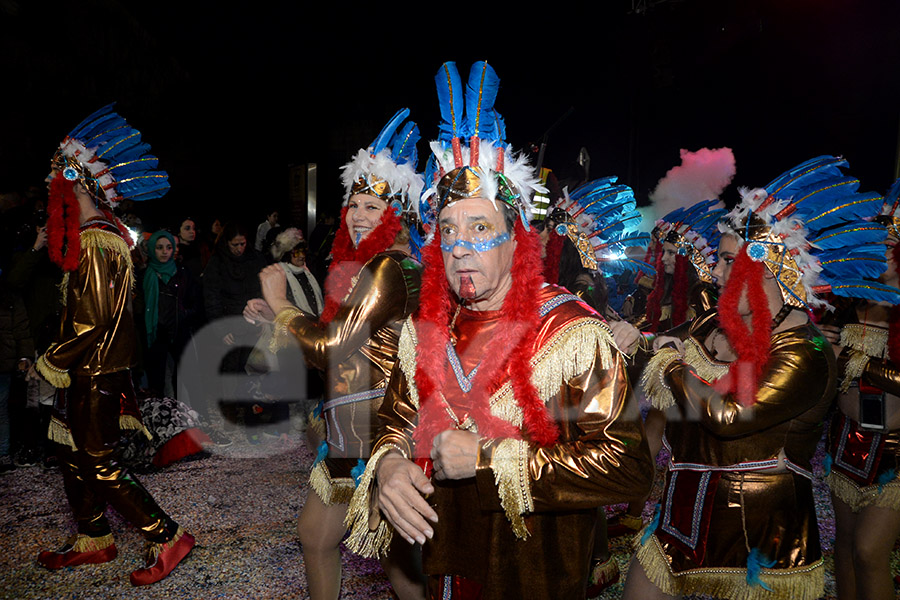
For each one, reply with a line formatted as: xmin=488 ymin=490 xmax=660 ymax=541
xmin=309 ymin=462 xmax=355 ymax=506
xmin=269 ymin=307 xmax=303 ymax=353
xmin=119 ymin=415 xmax=153 ymax=440
xmin=70 ymin=532 xmax=115 ymax=553
xmin=826 ymin=470 xmax=900 ymax=512
xmin=344 ymin=444 xmax=399 ymax=558
xmin=634 ymin=533 xmax=825 ymax=600
xmin=491 ymin=438 xmax=533 ymax=539
xmin=36 ymin=354 xmax=70 ymax=388
xmin=640 ymin=348 xmax=680 ymax=410
xmin=48 ymin=417 xmax=76 ymax=450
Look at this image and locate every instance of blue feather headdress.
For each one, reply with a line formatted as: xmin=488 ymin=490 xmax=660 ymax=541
xmin=50 ymin=103 xmax=169 ymax=208
xmin=653 ymin=199 xmax=727 ymax=284
xmin=876 ymin=177 xmax=900 ymax=240
xmin=550 ymin=177 xmax=655 ymax=276
xmin=340 ymin=108 xmax=424 ymax=219
xmin=720 ymin=155 xmax=900 ymax=308
xmin=421 ymin=61 xmax=546 ymax=227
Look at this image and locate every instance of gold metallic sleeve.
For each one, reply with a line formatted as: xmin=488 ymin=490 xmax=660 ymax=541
xmin=665 ymin=328 xmax=834 ymax=437
xmin=476 ymin=346 xmax=653 ymax=513
xmin=45 ymin=240 xmax=135 ymax=375
xmin=285 ymin=254 xmax=414 ymax=372
xmin=860 ymin=357 xmax=900 ymax=396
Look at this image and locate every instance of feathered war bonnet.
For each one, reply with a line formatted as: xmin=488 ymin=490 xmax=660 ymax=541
xmin=719 ymin=155 xmax=900 ymax=309
xmin=47 ymin=104 xmax=169 ymax=270
xmin=340 ymin=108 xmax=424 ymax=220
xmin=420 ymin=61 xmax=546 ymax=228
xmin=549 ymin=177 xmax=656 ymax=276
xmin=654 ymin=200 xmax=727 ymax=284
xmin=876 ymin=177 xmax=900 ymax=240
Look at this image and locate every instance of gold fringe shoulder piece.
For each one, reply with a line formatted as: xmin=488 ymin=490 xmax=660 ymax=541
xmin=683 ymin=339 xmax=729 ymax=383
xmin=840 ymin=350 xmax=871 ymax=393
xmin=80 ymin=227 xmax=134 ymax=289
xmin=269 ymin=306 xmax=304 ymax=353
xmin=119 ymin=415 xmax=153 ymax=440
xmin=344 ymin=444 xmax=404 ymax=558
xmin=840 ymin=323 xmax=889 ymax=359
xmin=634 ymin=532 xmax=825 ymax=600
xmin=36 ymin=354 xmax=71 ymax=388
xmin=397 ymin=317 xmax=420 ymax=408
xmin=490 ymin=438 xmax=533 ymax=539
xmin=309 ymin=462 xmax=355 ymax=506
xmin=70 ymin=532 xmax=115 ymax=553
xmin=640 ymin=348 xmax=680 ymax=410
xmin=826 ymin=470 xmax=900 ymax=513
xmin=48 ymin=416 xmax=77 ymax=450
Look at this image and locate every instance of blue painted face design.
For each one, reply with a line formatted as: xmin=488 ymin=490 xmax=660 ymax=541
xmin=440 ymin=231 xmax=511 ymax=253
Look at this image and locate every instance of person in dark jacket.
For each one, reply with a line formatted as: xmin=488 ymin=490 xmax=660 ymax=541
xmin=0 ymin=281 xmax=34 ymax=472
xmin=202 ymin=223 xmax=267 ymax=430
xmin=135 ymin=230 xmax=202 ymax=398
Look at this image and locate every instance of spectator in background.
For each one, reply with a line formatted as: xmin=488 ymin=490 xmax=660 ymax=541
xmin=199 ymin=216 xmax=223 ymax=269
xmin=175 ymin=217 xmax=203 ymax=282
xmin=0 ymin=280 xmax=33 ymax=473
xmin=202 ymin=223 xmax=267 ymax=439
xmin=255 ymin=209 xmax=279 ymax=252
xmin=135 ymin=230 xmax=202 ymax=399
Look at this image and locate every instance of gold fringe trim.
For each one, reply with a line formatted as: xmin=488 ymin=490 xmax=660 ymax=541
xmin=119 ymin=414 xmax=153 ymax=440
xmin=491 ymin=439 xmax=533 ymax=539
xmin=826 ymin=470 xmax=900 ymax=513
xmin=307 ymin=409 xmax=325 ymax=443
xmin=841 ymin=323 xmax=889 ymax=359
xmin=309 ymin=461 xmax=355 ymax=506
xmin=58 ymin=228 xmax=135 ymax=307
xmin=397 ymin=317 xmax=420 ymax=408
xmin=640 ymin=348 xmax=680 ymax=410
xmin=344 ymin=444 xmax=400 ymax=558
xmin=58 ymin=274 xmax=69 ymax=307
xmin=36 ymin=354 xmax=71 ymax=388
xmin=48 ymin=416 xmax=76 ymax=450
xmin=635 ymin=532 xmax=825 ymax=600
xmin=683 ymin=339 xmax=728 ymax=383
xmin=70 ymin=532 xmax=115 ymax=553
xmin=269 ymin=306 xmax=303 ymax=353
xmin=147 ymin=526 xmax=185 ymax=561
xmin=841 ymin=350 xmax=871 ymax=393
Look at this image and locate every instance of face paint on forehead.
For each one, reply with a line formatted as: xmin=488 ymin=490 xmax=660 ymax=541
xmin=440 ymin=231 xmax=511 ymax=253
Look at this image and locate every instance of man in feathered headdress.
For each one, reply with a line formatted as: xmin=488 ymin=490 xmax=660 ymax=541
xmin=344 ymin=61 xmax=653 ymax=600
xmin=628 ymin=156 xmax=900 ymax=600
xmin=31 ymin=105 xmax=194 ymax=586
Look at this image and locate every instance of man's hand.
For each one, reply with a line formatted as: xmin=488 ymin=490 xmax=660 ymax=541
xmin=33 ymin=226 xmax=47 ymax=251
xmin=431 ymin=430 xmax=478 ymax=480
xmin=259 ymin=265 xmax=292 ymax=315
xmin=223 ymin=332 xmax=235 ymax=346
xmin=376 ymin=452 xmax=437 ymax=545
xmin=653 ymin=335 xmax=685 ymax=357
xmin=25 ymin=363 xmax=43 ymax=382
xmin=608 ymin=320 xmax=642 ymax=356
xmin=243 ymin=298 xmax=276 ymax=325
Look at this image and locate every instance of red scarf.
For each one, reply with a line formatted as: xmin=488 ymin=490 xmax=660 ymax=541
xmin=542 ymin=229 xmax=564 ymax=284
xmin=888 ymin=243 xmax=900 ymax=363
xmin=714 ymin=246 xmax=773 ymax=406
xmin=47 ymin=177 xmax=83 ymax=272
xmin=319 ymin=207 xmax=402 ymax=324
xmin=412 ymin=220 xmax=558 ymax=469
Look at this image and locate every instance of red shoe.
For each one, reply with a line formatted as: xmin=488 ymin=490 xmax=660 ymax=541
xmin=585 ymin=557 xmax=620 ymax=598
xmin=130 ymin=528 xmax=195 ymax=586
xmin=38 ymin=534 xmax=118 ymax=569
xmin=606 ymin=512 xmax=644 ymax=539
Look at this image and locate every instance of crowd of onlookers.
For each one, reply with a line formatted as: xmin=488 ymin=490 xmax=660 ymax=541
xmin=0 ymin=191 xmax=339 ymax=472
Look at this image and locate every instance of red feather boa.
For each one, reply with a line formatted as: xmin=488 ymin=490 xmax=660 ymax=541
xmin=645 ymin=245 xmax=665 ymax=332
xmin=47 ymin=176 xmax=83 ymax=272
xmin=714 ymin=247 xmax=773 ymax=406
xmin=671 ymin=254 xmax=690 ymax=326
xmin=412 ymin=220 xmax=558 ymax=466
xmin=319 ymin=207 xmax=401 ymax=324
xmin=542 ymin=229 xmax=564 ymax=284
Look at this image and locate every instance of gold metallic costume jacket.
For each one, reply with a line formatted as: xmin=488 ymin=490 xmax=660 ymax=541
xmin=346 ymin=286 xmax=653 ymax=600
xmin=35 ymin=221 xmax=145 ymax=449
xmin=637 ymin=309 xmax=834 ymax=600
xmin=272 ymin=250 xmax=421 ymax=504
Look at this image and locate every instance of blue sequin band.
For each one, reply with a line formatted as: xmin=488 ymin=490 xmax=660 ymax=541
xmin=440 ymin=232 xmax=511 ymax=253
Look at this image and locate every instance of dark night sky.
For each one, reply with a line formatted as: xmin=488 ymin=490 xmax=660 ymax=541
xmin=2 ymin=0 xmax=898 ymax=230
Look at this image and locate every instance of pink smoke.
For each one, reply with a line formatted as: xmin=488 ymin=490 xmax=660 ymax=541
xmin=649 ymin=147 xmax=736 ymax=218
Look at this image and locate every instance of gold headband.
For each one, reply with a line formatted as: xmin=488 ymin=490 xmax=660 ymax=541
xmin=435 ymin=166 xmax=521 ymax=214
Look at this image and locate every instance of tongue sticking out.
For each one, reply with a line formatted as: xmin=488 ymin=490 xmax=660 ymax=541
xmin=459 ymin=275 xmax=476 ymax=299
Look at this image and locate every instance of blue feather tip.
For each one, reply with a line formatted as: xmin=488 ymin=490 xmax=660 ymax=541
xmin=313 ymin=440 xmax=328 ymax=467
xmin=746 ymin=548 xmax=776 ymax=590
xmin=351 ymin=459 xmax=367 ymax=487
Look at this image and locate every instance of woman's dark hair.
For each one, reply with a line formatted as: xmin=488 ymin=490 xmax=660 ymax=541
xmin=218 ymin=222 xmax=249 ymax=248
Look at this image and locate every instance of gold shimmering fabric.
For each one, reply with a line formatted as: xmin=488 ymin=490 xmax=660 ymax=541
xmin=347 ymin=286 xmax=653 ymax=600
xmin=282 ymin=251 xmax=421 ymax=500
xmin=637 ymin=308 xmax=835 ymax=599
xmin=350 ymin=175 xmax=396 ymax=203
